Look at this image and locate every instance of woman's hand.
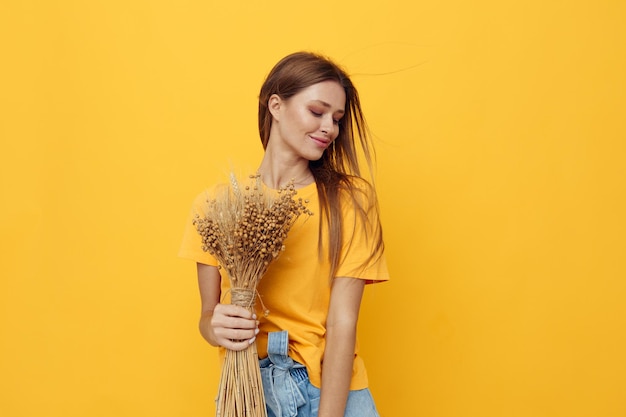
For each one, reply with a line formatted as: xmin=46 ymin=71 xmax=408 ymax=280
xmin=196 ymin=263 xmax=259 ymax=350
xmin=206 ymin=303 xmax=259 ymax=350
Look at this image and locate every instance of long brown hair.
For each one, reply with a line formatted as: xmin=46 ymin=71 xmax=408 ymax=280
xmin=258 ymin=51 xmax=384 ymax=280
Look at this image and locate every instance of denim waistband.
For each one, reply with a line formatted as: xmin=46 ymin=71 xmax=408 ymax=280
xmin=259 ymin=356 xmax=309 ymax=383
xmin=259 ymin=331 xmax=308 ymax=416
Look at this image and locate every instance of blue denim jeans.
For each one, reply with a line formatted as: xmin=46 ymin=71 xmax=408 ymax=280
xmin=259 ymin=330 xmax=380 ymax=417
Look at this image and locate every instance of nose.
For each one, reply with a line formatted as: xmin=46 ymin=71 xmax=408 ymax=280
xmin=320 ymin=115 xmax=335 ymax=136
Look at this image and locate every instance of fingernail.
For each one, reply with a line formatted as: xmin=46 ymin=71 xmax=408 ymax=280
xmin=249 ymin=336 xmax=256 ymax=345
xmin=252 ymin=314 xmax=257 ymax=320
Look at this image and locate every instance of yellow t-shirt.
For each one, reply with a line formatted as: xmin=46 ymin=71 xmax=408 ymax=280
xmin=178 ymin=180 xmax=389 ymax=389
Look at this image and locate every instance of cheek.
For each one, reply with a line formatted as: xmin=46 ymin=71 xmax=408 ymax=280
xmin=287 ymin=108 xmax=312 ymax=130
xmin=299 ymin=113 xmax=320 ymax=132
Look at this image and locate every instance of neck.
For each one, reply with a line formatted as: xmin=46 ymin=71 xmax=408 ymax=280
xmin=257 ymin=151 xmax=314 ymax=190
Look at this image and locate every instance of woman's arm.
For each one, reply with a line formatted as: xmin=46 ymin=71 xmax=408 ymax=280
xmin=319 ymin=277 xmax=365 ymax=417
xmin=197 ymin=263 xmax=258 ymax=350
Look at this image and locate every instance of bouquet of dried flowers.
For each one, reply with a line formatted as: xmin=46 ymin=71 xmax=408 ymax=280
xmin=193 ymin=174 xmax=312 ymax=417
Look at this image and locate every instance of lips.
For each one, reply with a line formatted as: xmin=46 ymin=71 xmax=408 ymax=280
xmin=309 ymin=135 xmax=330 ymax=148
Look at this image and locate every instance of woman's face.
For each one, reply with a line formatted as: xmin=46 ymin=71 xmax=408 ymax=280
xmin=268 ymin=80 xmax=346 ymax=161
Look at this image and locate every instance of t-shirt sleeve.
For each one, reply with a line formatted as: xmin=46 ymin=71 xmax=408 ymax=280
xmin=178 ymin=189 xmax=219 ymax=266
xmin=335 ymin=182 xmax=390 ymax=284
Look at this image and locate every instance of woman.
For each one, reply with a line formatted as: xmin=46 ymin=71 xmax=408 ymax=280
xmin=180 ymin=51 xmax=389 ymax=417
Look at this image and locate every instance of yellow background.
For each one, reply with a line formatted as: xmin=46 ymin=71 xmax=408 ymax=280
xmin=1 ymin=1 xmax=625 ymax=416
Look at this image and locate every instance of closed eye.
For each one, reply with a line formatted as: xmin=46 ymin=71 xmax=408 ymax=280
xmin=310 ymin=109 xmax=342 ymax=126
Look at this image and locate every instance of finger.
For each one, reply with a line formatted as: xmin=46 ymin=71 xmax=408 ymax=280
xmin=221 ymin=335 xmax=257 ymax=351
xmin=215 ymin=327 xmax=258 ymax=342
xmin=211 ymin=314 xmax=258 ymax=330
xmin=212 ymin=305 xmax=258 ymax=330
xmin=216 ymin=328 xmax=260 ymax=351
xmin=215 ymin=303 xmax=256 ymax=319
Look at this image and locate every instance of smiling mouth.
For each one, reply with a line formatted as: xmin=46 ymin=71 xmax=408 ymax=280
xmin=309 ymin=135 xmax=329 ymax=147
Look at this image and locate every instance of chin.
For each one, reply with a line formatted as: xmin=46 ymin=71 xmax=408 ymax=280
xmin=305 ymin=152 xmax=325 ymax=162
xmin=297 ymin=148 xmax=325 ymax=162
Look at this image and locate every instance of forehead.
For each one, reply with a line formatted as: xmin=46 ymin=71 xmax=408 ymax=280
xmin=293 ymin=80 xmax=346 ymax=111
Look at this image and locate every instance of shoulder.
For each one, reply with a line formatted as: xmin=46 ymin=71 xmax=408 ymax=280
xmin=190 ymin=183 xmax=229 ymax=213
xmin=341 ymin=175 xmax=374 ymax=192
xmin=338 ymin=175 xmax=378 ymax=210
xmin=192 ymin=173 xmax=259 ymax=205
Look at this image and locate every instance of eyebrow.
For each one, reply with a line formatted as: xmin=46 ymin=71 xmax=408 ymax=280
xmin=311 ymin=100 xmax=345 ymax=115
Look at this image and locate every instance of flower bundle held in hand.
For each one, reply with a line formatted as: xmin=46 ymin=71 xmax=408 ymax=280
xmin=193 ymin=174 xmax=312 ymax=417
